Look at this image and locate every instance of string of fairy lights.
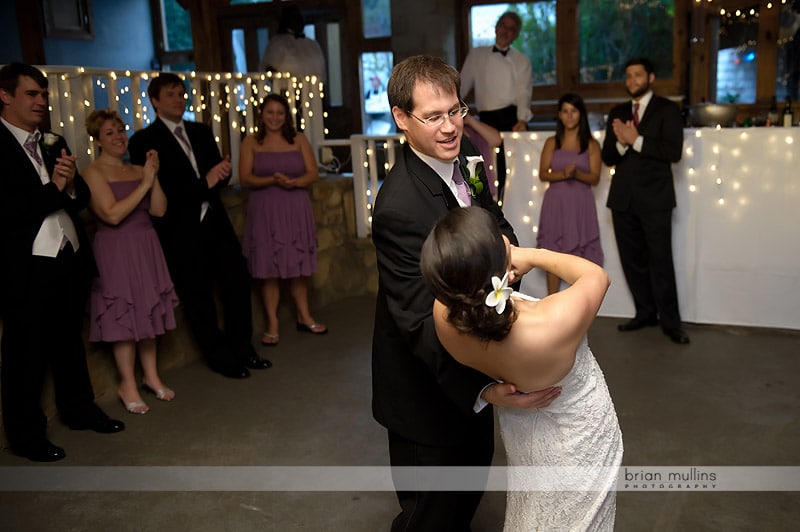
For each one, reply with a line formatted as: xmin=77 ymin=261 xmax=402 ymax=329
xmin=39 ymin=66 xmax=327 ymax=173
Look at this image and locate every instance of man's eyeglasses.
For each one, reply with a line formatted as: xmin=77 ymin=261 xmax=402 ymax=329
xmin=406 ymin=105 xmax=470 ymax=128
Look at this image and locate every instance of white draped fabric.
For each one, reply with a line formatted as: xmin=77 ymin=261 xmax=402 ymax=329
xmin=502 ymin=128 xmax=800 ymax=330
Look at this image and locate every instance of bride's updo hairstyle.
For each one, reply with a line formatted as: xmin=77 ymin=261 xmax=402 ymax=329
xmin=421 ymin=207 xmax=517 ymax=342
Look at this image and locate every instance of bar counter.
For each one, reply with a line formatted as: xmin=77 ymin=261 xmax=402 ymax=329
xmin=502 ymin=127 xmax=799 ymax=330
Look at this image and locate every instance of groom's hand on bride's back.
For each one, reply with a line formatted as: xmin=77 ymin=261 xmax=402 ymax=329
xmin=482 ymin=382 xmax=561 ymax=409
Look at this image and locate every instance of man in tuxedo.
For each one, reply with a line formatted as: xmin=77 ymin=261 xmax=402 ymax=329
xmin=128 ymin=73 xmax=271 ymax=379
xmin=0 ymin=63 xmax=124 ymax=462
xmin=601 ymin=57 xmax=690 ymax=344
xmin=371 ymin=55 xmax=560 ymax=532
xmin=460 ymin=11 xmax=532 ymax=200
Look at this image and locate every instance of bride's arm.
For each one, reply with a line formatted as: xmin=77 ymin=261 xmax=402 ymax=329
xmin=511 ymin=247 xmax=610 ymax=341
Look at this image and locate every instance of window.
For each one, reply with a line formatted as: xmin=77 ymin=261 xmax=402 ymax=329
xmin=161 ymin=0 xmax=193 ymax=51
xmin=578 ymin=0 xmax=674 ymax=82
xmin=361 ymin=52 xmax=395 ymax=134
xmin=777 ymin=1 xmax=800 ymax=102
xmin=363 ymin=0 xmax=391 ymax=39
xmin=714 ymin=5 xmax=759 ymax=104
xmin=153 ymin=0 xmax=194 ymax=71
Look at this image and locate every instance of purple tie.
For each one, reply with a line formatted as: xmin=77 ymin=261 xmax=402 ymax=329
xmin=24 ymin=134 xmax=43 ymax=166
xmin=174 ymin=126 xmax=192 ymax=152
xmin=633 ymin=103 xmax=640 ymax=128
xmin=453 ymin=162 xmax=471 ymax=206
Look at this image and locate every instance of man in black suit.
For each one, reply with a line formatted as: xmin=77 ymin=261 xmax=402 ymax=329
xmin=0 ymin=63 xmax=124 ymax=462
xmin=128 ymin=73 xmax=271 ymax=379
xmin=601 ymin=57 xmax=690 ymax=344
xmin=371 ymin=55 xmax=560 ymax=532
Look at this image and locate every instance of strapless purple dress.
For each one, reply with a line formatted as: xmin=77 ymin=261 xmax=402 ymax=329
xmin=89 ymin=180 xmax=179 ymax=343
xmin=242 ymin=151 xmax=318 ymax=279
xmin=537 ymin=149 xmax=604 ymax=265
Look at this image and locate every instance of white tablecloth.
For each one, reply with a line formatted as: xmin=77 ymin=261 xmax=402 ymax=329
xmin=501 ymin=128 xmax=800 ymax=330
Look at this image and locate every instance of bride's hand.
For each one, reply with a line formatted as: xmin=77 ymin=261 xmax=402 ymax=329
xmin=482 ymin=382 xmax=561 ymax=410
xmin=509 ymin=245 xmax=536 ymax=279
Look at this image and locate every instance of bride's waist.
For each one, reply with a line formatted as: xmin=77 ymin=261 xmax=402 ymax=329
xmin=514 ymin=351 xmax=596 ymax=403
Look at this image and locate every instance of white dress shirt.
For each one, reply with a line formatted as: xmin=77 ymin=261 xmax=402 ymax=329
xmin=460 ymin=45 xmax=533 ymax=123
xmin=2 ymin=117 xmax=79 ymax=257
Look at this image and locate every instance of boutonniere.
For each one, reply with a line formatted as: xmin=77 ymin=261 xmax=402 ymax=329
xmin=40 ymin=132 xmax=61 ymax=159
xmin=42 ymin=132 xmax=59 ymax=148
xmin=460 ymin=155 xmax=484 ymax=198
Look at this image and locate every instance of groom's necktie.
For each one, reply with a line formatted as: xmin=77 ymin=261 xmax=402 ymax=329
xmin=453 ymin=162 xmax=472 ymax=206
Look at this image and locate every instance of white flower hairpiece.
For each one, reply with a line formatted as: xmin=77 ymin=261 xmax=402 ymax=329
xmin=485 ymin=271 xmax=513 ymax=314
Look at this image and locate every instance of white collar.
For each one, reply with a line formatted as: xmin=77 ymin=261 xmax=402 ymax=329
xmin=159 ymin=116 xmax=186 ymax=134
xmin=633 ymin=90 xmax=654 ymax=108
xmin=1 ymin=116 xmax=39 ymax=146
xmin=410 ymin=145 xmax=459 ymax=184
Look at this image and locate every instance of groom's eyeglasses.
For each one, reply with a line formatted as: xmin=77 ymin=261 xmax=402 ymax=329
xmin=406 ymin=104 xmax=469 ymax=128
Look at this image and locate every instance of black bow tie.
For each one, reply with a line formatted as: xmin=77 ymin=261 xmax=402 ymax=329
xmin=492 ymin=46 xmax=509 ymax=56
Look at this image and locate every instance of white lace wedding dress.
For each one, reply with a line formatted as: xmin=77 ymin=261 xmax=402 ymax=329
xmin=499 ymin=293 xmax=623 ymax=531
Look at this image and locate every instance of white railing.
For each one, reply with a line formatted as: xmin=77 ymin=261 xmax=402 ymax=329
xmin=326 ymin=134 xmax=404 ymax=238
xmin=36 ymin=66 xmax=325 ymax=182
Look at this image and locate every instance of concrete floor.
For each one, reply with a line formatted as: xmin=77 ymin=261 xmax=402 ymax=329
xmin=0 ymin=294 xmax=798 ymax=531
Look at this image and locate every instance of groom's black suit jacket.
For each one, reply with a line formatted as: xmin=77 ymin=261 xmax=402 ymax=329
xmin=371 ymin=138 xmax=518 ymax=447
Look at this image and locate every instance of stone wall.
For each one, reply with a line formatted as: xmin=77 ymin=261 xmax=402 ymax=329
xmin=0 ymin=177 xmax=377 ymax=444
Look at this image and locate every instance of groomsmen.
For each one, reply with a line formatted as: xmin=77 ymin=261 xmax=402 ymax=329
xmin=129 ymin=73 xmax=272 ymax=379
xmin=0 ymin=63 xmax=124 ymax=462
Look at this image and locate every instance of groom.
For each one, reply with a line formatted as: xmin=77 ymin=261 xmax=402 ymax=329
xmin=371 ymin=55 xmax=560 ymax=531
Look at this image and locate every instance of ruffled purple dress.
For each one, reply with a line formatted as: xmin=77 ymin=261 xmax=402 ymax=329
xmin=242 ymin=151 xmax=318 ymax=279
xmin=537 ymin=149 xmax=604 ymax=265
xmin=89 ymin=180 xmax=179 ymax=342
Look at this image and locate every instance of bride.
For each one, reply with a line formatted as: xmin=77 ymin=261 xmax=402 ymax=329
xmin=420 ymin=207 xmax=623 ymax=531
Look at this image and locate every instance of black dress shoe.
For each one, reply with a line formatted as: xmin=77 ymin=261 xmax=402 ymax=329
xmin=617 ymin=317 xmax=659 ymax=332
xmin=245 ymin=355 xmax=272 ymax=370
xmin=663 ymin=327 xmax=690 ymax=344
xmin=12 ymin=440 xmax=66 ymax=462
xmin=66 ymin=417 xmax=125 ymax=433
xmin=211 ymin=363 xmax=251 ymax=379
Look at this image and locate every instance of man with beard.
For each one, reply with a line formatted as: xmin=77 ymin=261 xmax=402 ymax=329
xmin=601 ymin=57 xmax=689 ymax=345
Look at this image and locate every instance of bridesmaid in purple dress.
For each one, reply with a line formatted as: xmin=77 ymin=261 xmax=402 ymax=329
xmin=537 ymin=93 xmax=604 ymax=295
xmin=83 ymin=110 xmax=179 ymax=414
xmin=239 ymin=94 xmax=326 ymax=347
